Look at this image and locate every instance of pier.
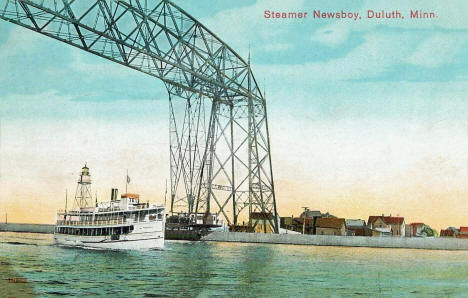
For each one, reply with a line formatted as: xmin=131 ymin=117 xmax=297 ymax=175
xmin=0 ymin=223 xmax=55 ymax=234
xmin=3 ymin=224 xmax=468 ymax=250
xmin=202 ymin=232 xmax=468 ymax=251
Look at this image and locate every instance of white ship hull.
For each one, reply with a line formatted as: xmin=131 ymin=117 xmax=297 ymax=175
xmin=54 ymin=221 xmax=164 ymax=250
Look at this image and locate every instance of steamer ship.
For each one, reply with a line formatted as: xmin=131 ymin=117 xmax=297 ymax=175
xmin=54 ymin=165 xmax=165 ymax=250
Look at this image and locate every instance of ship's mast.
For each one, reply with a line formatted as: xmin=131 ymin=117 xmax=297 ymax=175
xmin=73 ymin=164 xmax=93 ymax=209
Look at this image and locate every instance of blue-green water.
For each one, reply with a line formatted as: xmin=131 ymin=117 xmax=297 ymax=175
xmin=1 ymin=232 xmax=468 ymax=297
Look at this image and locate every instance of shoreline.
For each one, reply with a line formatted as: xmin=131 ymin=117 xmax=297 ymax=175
xmin=0 ymin=223 xmax=55 ymax=234
xmin=3 ymin=224 xmax=468 ymax=251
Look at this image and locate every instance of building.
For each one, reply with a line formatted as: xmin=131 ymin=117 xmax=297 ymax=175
xmin=440 ymin=227 xmax=459 ymax=238
xmin=458 ymin=227 xmax=468 ymax=239
xmin=406 ymin=223 xmax=425 ymax=237
xmin=316 ymin=218 xmax=346 ymax=236
xmin=345 ymin=219 xmax=372 ymax=236
xmin=280 ymin=216 xmax=314 ymax=234
xmin=440 ymin=229 xmax=457 ymax=237
xmin=368 ymin=215 xmax=405 ymax=237
xmin=300 ymin=210 xmax=323 ymax=218
xmin=280 ymin=210 xmax=337 ymax=234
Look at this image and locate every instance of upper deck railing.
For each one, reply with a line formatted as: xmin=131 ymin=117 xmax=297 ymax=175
xmin=56 ymin=219 xmax=127 ymax=226
xmin=56 ymin=204 xmax=164 ymax=216
xmin=56 ymin=215 xmax=162 ymax=227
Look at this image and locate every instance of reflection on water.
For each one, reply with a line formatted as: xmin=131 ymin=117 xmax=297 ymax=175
xmin=1 ymin=232 xmax=468 ymax=296
xmin=0 ymin=256 xmax=36 ymax=297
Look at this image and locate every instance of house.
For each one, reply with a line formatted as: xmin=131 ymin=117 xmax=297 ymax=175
xmin=316 ymin=218 xmax=346 ymax=236
xmin=458 ymin=227 xmax=468 ymax=239
xmin=406 ymin=223 xmax=425 ymax=237
xmin=367 ymin=216 xmax=393 ymax=237
xmin=346 ymin=219 xmax=366 ymax=227
xmin=280 ymin=216 xmax=314 ymax=234
xmin=345 ymin=219 xmax=371 ymax=236
xmin=368 ymin=215 xmax=405 ymax=237
xmin=440 ymin=227 xmax=459 ymax=238
xmin=280 ymin=210 xmax=337 ymax=234
xmin=440 ymin=229 xmax=457 ymax=237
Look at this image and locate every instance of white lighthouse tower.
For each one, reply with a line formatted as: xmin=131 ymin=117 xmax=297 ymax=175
xmin=73 ymin=164 xmax=93 ymax=209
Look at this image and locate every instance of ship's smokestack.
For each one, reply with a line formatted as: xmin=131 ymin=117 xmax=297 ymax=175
xmin=111 ymin=188 xmax=118 ymax=201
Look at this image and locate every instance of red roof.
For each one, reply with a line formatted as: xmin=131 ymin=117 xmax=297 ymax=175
xmin=316 ymin=218 xmax=346 ymax=229
xmin=460 ymin=227 xmax=468 ymax=234
xmin=409 ymin=222 xmax=424 ymax=227
xmin=368 ymin=216 xmax=404 ymax=225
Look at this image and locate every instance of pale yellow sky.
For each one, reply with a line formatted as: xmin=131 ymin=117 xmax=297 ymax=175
xmin=1 ymin=116 xmax=468 ymax=232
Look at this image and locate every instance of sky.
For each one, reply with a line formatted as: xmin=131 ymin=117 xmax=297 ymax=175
xmin=1 ymin=0 xmax=468 ymax=231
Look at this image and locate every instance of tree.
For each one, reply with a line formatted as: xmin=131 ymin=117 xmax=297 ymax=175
xmin=421 ymin=225 xmax=438 ymax=237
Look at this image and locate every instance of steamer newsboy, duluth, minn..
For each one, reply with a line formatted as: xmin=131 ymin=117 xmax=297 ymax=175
xmin=54 ymin=165 xmax=165 ymax=250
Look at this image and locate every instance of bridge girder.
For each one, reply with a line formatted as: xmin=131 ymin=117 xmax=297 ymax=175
xmin=0 ymin=0 xmax=279 ymax=232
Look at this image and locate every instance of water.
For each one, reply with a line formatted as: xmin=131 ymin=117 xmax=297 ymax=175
xmin=1 ymin=232 xmax=468 ymax=297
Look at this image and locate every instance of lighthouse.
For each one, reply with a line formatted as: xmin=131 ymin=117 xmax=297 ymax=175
xmin=74 ymin=164 xmax=93 ymax=209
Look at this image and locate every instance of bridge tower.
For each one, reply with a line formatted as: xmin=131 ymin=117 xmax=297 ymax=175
xmin=0 ymin=0 xmax=279 ymax=233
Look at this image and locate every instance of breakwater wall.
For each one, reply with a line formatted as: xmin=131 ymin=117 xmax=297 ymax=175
xmin=0 ymin=223 xmax=55 ymax=234
xmin=202 ymin=232 xmax=468 ymax=251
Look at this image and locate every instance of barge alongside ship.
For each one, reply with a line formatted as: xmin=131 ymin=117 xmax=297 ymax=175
xmin=54 ymin=165 xmax=165 ymax=250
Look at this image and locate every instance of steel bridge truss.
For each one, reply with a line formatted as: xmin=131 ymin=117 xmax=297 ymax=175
xmin=0 ymin=0 xmax=278 ymax=232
